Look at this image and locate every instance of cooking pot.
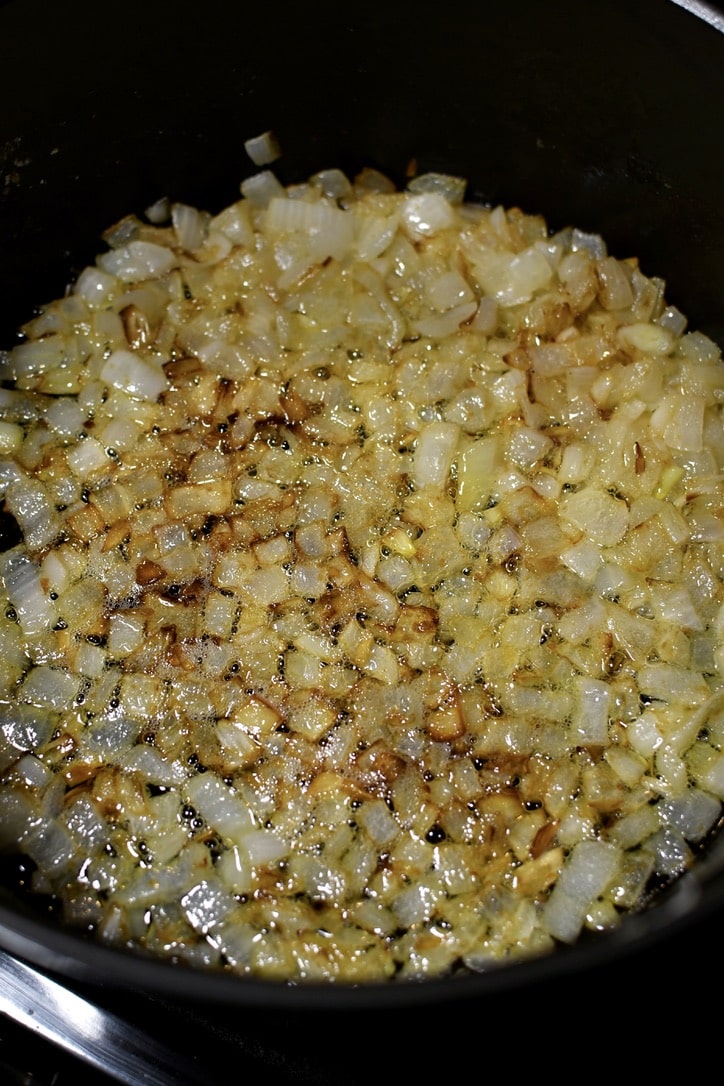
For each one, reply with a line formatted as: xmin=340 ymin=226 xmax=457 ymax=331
xmin=0 ymin=0 xmax=722 ymax=1018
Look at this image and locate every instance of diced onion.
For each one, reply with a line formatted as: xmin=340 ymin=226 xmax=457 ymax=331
xmin=0 ymin=161 xmax=720 ymax=990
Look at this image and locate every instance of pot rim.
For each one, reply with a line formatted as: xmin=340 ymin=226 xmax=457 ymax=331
xmin=0 ymin=837 xmax=722 ymax=1008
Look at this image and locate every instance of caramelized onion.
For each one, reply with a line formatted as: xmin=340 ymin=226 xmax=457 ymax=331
xmin=0 ymin=164 xmax=722 ymax=984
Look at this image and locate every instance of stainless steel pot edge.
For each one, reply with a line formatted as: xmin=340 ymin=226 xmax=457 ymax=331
xmin=0 ymin=949 xmax=216 ymax=1086
xmin=671 ymin=0 xmax=724 ymax=32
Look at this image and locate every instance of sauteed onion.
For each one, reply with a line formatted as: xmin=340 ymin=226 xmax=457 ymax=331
xmin=0 ymin=164 xmax=722 ymax=982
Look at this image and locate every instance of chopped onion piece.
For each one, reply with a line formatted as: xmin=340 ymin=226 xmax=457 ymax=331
xmin=407 ymin=172 xmax=467 ymax=204
xmin=240 ymin=170 xmax=286 ymax=206
xmin=543 ymin=840 xmax=622 ymax=943
xmin=98 ymin=240 xmax=176 ymax=283
xmin=244 ymin=130 xmax=282 ymax=167
xmin=413 ymin=422 xmax=459 ymax=489
xmin=100 ymin=349 xmax=167 ymax=400
xmin=401 ymin=193 xmax=456 ymax=239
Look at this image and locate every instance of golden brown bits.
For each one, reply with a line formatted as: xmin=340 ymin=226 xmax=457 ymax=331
xmin=102 ymin=519 xmax=131 ymax=552
xmin=166 ymin=638 xmax=194 ymax=670
xmin=353 ymin=740 xmax=407 ymax=794
xmin=67 ymin=503 xmax=105 ymax=542
xmin=532 ymin=298 xmax=574 ymax=339
xmin=504 ymin=347 xmax=532 ymax=371
xmin=634 ymin=441 xmax=646 ymax=475
xmin=606 ymin=649 xmax=629 ymax=677
xmin=135 ymin=559 xmax=165 ymax=585
xmin=392 ymin=605 xmax=438 ymax=642
xmin=163 ymin=356 xmax=204 ymax=383
xmin=161 ymin=579 xmax=207 ymax=605
xmin=426 ymin=685 xmax=465 ymax=742
xmin=281 ymin=388 xmax=312 ymax=424
xmin=480 ymin=685 xmax=504 ymax=717
xmin=530 ymin=820 xmax=560 ymax=860
xmin=121 ymin=304 xmax=150 ymax=349
xmin=62 ymin=761 xmax=100 ymax=789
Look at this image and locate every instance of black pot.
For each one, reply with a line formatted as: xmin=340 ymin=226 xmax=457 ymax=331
xmin=0 ymin=0 xmax=723 ymax=1024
